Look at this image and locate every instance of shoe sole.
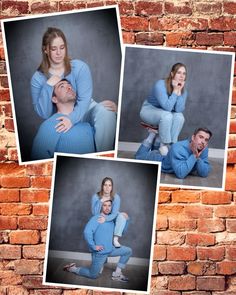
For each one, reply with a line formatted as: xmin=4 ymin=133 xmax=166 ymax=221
xmin=63 ymin=263 xmax=76 ymax=271
xmin=112 ymin=276 xmax=129 ymax=282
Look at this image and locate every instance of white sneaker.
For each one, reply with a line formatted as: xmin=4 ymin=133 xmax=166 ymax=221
xmin=113 ymin=239 xmax=121 ymax=248
xmin=112 ymin=272 xmax=129 ymax=282
xmin=159 ymin=144 xmax=169 ymax=156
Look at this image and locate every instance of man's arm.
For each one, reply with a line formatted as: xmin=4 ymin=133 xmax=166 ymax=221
xmin=83 ymin=216 xmax=100 ymax=251
xmin=195 ymin=147 xmax=211 ymax=177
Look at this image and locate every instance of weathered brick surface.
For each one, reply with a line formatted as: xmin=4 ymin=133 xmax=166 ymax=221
xmin=0 ymin=0 xmax=236 ymax=294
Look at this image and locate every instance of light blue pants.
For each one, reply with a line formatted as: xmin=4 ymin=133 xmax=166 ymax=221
xmin=140 ymin=100 xmax=185 ymax=144
xmin=84 ymin=99 xmax=117 ymax=152
xmin=114 ymin=212 xmax=128 ymax=237
xmin=135 ymin=139 xmax=164 ymax=162
xmin=70 ymin=246 xmax=132 ymax=279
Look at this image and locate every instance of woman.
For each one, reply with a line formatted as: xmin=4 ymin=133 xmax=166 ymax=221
xmin=31 ymin=27 xmax=117 ymax=152
xmin=140 ymin=63 xmax=187 ymax=156
xmin=91 ymin=177 xmax=129 ymax=248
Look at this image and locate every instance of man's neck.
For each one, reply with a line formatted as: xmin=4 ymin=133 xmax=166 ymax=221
xmin=56 ymin=102 xmax=74 ymax=115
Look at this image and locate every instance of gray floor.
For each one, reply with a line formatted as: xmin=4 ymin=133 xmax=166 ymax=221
xmin=118 ymin=150 xmax=224 ymax=189
xmin=46 ymin=256 xmax=149 ymax=292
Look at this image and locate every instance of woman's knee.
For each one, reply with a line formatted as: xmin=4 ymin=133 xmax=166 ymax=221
xmin=160 ymin=111 xmax=173 ymax=123
xmin=121 ymin=212 xmax=129 ymax=219
xmin=173 ymin=112 xmax=185 ymax=123
xmin=93 ymin=103 xmax=116 ymax=123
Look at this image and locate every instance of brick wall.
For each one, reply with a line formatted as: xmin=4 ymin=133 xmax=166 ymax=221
xmin=0 ymin=0 xmax=236 ymax=294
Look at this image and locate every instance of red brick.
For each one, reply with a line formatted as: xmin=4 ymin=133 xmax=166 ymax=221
xmin=7 ymin=286 xmax=29 ymax=295
xmin=198 ymin=219 xmax=225 ymax=233
xmin=0 ymin=47 xmax=5 ymax=60
xmin=150 ymin=17 xmax=178 ymax=31
xmin=172 ymin=190 xmax=200 ymax=203
xmin=157 ymin=231 xmax=185 ymax=245
xmin=230 ymin=119 xmax=236 ymax=133
xmin=159 ymin=262 xmax=185 ymax=275
xmin=0 ymin=189 xmax=19 ymax=202
xmin=153 ymin=244 xmax=166 ymax=260
xmin=4 ymin=118 xmax=14 ymax=132
xmin=136 ymin=32 xmax=164 ymax=45
xmin=226 ymin=220 xmax=236 ymax=232
xmin=225 ymin=166 xmax=236 ymax=191
xmin=0 ymin=148 xmax=7 ymax=161
xmin=232 ymin=90 xmax=236 ymax=104
xmin=226 ymin=246 xmax=236 ymax=260
xmin=20 ymin=190 xmax=49 ymax=203
xmin=0 ymin=203 xmax=31 ymax=215
xmin=197 ymin=276 xmax=225 ymax=291
xmin=32 ymin=204 xmax=49 ymax=216
xmin=201 ymin=191 xmax=232 ymax=204
xmin=197 ymin=247 xmax=225 ymax=261
xmin=8 ymin=148 xmax=18 ymax=162
xmin=216 ymin=261 xmax=236 ymax=275
xmin=9 ymin=230 xmax=40 ymax=245
xmin=215 ymin=206 xmax=236 ymax=218
xmin=195 ymin=2 xmax=222 ymax=15
xmin=0 ymin=163 xmax=26 ymax=176
xmin=2 ymin=1 xmax=29 ymax=14
xmin=152 ymin=261 xmax=158 ymax=275
xmin=18 ymin=216 xmax=48 ymax=230
xmin=184 ymin=205 xmax=213 ymax=218
xmin=169 ymin=275 xmax=195 ymax=290
xmin=210 ymin=17 xmax=236 ymax=31
xmin=167 ymin=246 xmax=196 ymax=261
xmin=178 ymin=18 xmax=208 ymax=30
xmin=31 ymin=176 xmax=51 ymax=189
xmin=169 ymin=218 xmax=196 ymax=231
xmin=224 ymin=32 xmax=236 ymax=46
xmin=188 ymin=261 xmax=216 ymax=276
xmin=40 ymin=230 xmax=47 ymax=243
xmin=22 ymin=275 xmax=46 ymax=289
xmin=157 ymin=215 xmax=168 ymax=230
xmin=0 ymin=89 xmax=10 ymax=101
xmin=231 ymin=106 xmax=236 ymax=119
xmin=164 ymin=2 xmax=192 ymax=15
xmin=186 ymin=233 xmax=215 ymax=246
xmin=30 ymin=1 xmax=58 ymax=13
xmin=22 ymin=244 xmax=45 ymax=259
xmin=135 ymin=1 xmax=162 ymax=16
xmin=196 ymin=33 xmax=224 ymax=46
xmin=158 ymin=204 xmax=184 ymax=216
xmin=0 ymin=103 xmax=12 ymax=117
xmin=14 ymin=259 xmax=42 ymax=275
xmin=224 ymin=2 xmax=236 ymax=14
xmin=122 ymin=31 xmax=135 ymax=44
xmin=0 ymin=216 xmax=17 ymax=230
xmin=32 ymin=290 xmax=62 ymax=295
xmin=166 ymin=32 xmax=194 ymax=46
xmin=158 ymin=191 xmax=171 ymax=203
xmin=228 ymin=149 xmax=236 ymax=164
xmin=58 ymin=1 xmax=86 ymax=11
xmin=151 ymin=275 xmax=168 ymax=290
xmin=0 ymin=270 xmax=22 ymax=285
xmin=119 ymin=1 xmax=134 ymax=15
xmin=86 ymin=2 xmax=105 ymax=8
xmin=121 ymin=16 xmax=149 ymax=31
xmin=0 ymin=245 xmax=21 ymax=259
xmin=152 ymin=292 xmax=181 ymax=295
xmin=1 ymin=177 xmax=30 ymax=188
xmin=25 ymin=163 xmax=49 ymax=176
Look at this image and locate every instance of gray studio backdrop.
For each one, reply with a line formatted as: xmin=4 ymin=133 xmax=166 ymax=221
xmin=4 ymin=8 xmax=121 ymax=162
xmin=119 ymin=47 xmax=233 ymax=149
xmin=49 ymin=156 xmax=159 ymax=259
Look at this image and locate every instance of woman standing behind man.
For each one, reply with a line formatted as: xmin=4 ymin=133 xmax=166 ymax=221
xmin=140 ymin=63 xmax=188 ymax=156
xmin=91 ymin=177 xmax=129 ymax=248
xmin=31 ymin=27 xmax=117 ymax=152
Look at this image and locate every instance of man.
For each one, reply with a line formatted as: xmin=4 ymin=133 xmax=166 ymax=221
xmin=31 ymin=79 xmax=95 ymax=160
xmin=135 ymin=127 xmax=212 ymax=179
xmin=63 ymin=200 xmax=132 ymax=282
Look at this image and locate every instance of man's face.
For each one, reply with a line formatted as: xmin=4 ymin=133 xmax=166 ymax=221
xmin=191 ymin=131 xmax=210 ymax=151
xmin=101 ymin=201 xmax=112 ymax=215
xmin=53 ymin=80 xmax=76 ymax=104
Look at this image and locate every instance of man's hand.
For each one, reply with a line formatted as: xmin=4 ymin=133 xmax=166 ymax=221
xmin=97 ymin=215 xmax=106 ymax=224
xmin=95 ymin=245 xmax=104 ymax=251
xmin=47 ymin=75 xmax=62 ymax=87
xmin=55 ymin=116 xmax=73 ymax=133
xmin=190 ymin=141 xmax=207 ymax=158
xmin=100 ymin=100 xmax=117 ymax=113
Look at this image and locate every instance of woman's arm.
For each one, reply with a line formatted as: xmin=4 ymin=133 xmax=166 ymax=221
xmin=174 ymin=90 xmax=187 ymax=113
xmin=67 ymin=61 xmax=93 ymax=125
xmin=31 ymin=71 xmax=55 ymax=119
xmin=105 ymin=194 xmax=120 ymax=222
xmin=91 ymin=194 xmax=102 ymax=215
xmin=153 ymin=80 xmax=178 ymax=112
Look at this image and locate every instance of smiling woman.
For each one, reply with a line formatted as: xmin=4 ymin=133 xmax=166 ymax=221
xmin=31 ymin=27 xmax=117 ymax=152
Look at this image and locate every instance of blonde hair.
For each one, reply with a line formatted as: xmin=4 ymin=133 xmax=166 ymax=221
xmin=165 ymin=63 xmax=187 ymax=95
xmin=38 ymin=27 xmax=71 ymax=76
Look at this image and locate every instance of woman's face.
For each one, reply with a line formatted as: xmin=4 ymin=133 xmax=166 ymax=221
xmin=47 ymin=36 xmax=66 ymax=65
xmin=103 ymin=180 xmax=113 ymax=195
xmin=172 ymin=66 xmax=186 ymax=83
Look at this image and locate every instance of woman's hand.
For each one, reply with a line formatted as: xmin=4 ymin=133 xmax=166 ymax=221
xmin=100 ymin=100 xmax=117 ymax=113
xmin=97 ymin=215 xmax=106 ymax=224
xmin=55 ymin=116 xmax=73 ymax=133
xmin=101 ymin=196 xmax=111 ymax=203
xmin=172 ymin=79 xmax=184 ymax=96
xmin=47 ymin=75 xmax=62 ymax=87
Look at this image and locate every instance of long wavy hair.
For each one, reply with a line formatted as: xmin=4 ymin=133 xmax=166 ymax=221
xmin=165 ymin=63 xmax=187 ymax=95
xmin=38 ymin=27 xmax=71 ymax=76
xmin=97 ymin=177 xmax=115 ymax=200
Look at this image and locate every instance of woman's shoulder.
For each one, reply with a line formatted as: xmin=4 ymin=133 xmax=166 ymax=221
xmin=155 ymin=79 xmax=165 ymax=87
xmin=113 ymin=193 xmax=120 ymax=200
xmin=91 ymin=193 xmax=99 ymax=199
xmin=31 ymin=70 xmax=47 ymax=84
xmin=70 ymin=59 xmax=90 ymax=70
